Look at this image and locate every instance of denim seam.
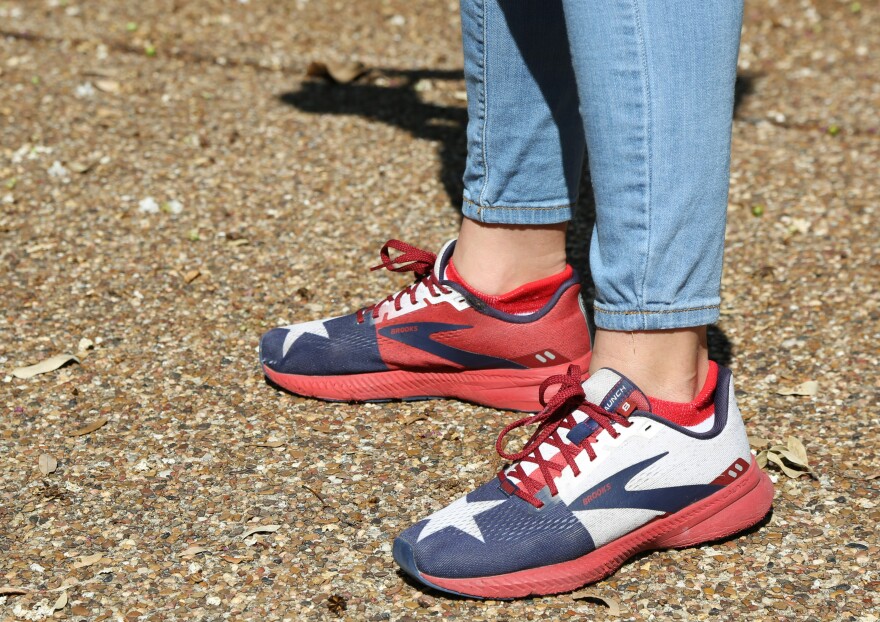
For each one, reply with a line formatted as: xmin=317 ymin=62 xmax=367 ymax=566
xmin=593 ymin=304 xmax=719 ymax=316
xmin=478 ymin=0 xmax=490 ymax=206
xmin=463 ymin=196 xmax=577 ymax=211
xmin=630 ymin=0 xmax=653 ymax=311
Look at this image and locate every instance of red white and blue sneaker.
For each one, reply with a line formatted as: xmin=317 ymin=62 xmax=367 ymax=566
xmin=393 ymin=362 xmax=774 ymax=598
xmin=260 ymin=239 xmax=592 ymax=411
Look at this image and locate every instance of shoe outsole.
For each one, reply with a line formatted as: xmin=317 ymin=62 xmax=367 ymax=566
xmin=393 ymin=457 xmax=774 ymax=599
xmin=263 ymin=353 xmax=591 ymax=412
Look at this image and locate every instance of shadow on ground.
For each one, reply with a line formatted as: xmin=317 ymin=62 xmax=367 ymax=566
xmin=278 ymin=70 xmax=751 ymax=366
xmin=279 ymin=69 xmax=468 ymax=217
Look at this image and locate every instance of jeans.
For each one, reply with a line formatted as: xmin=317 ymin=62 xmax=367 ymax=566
xmin=459 ymin=0 xmax=744 ymax=331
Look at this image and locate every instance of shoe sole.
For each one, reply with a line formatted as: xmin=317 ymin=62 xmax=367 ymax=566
xmin=262 ymin=352 xmax=591 ymax=412
xmin=394 ymin=457 xmax=774 ymax=599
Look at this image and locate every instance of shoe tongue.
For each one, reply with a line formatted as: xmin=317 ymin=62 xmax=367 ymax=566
xmin=581 ymin=368 xmax=652 ymax=416
xmin=503 ymin=367 xmax=652 ymax=492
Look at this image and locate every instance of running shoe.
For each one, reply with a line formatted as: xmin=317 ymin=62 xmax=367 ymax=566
xmin=260 ymin=239 xmax=592 ymax=411
xmin=393 ymin=363 xmax=774 ymax=598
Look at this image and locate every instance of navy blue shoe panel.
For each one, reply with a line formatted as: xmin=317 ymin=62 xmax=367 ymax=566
xmin=465 ymin=479 xmax=508 ymax=503
xmin=260 ymin=313 xmax=387 ymax=376
xmin=398 ymin=495 xmax=594 ymax=579
xmin=392 ymin=538 xmax=474 ymax=598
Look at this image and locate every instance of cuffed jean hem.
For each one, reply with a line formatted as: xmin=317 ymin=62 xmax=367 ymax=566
xmin=593 ymin=303 xmax=720 ymax=331
xmin=461 ymin=196 xmax=574 ymax=225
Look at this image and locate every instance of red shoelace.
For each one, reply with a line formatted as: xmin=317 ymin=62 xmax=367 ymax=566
xmin=356 ymin=240 xmax=452 ymax=324
xmin=496 ymin=365 xmax=632 ymax=508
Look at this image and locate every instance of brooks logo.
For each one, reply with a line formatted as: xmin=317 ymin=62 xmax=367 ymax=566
xmin=377 ymin=322 xmax=525 ymax=370
xmin=582 ymin=483 xmax=612 ymax=506
xmin=390 ymin=326 xmax=419 ymax=334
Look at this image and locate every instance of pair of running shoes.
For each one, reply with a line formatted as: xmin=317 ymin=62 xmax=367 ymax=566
xmin=259 ymin=239 xmax=774 ymax=599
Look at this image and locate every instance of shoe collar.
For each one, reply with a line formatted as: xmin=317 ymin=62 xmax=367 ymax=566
xmin=435 ymin=238 xmax=582 ymax=323
xmin=434 ymin=238 xmax=457 ymax=282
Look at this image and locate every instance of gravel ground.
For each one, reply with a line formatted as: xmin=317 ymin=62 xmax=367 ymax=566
xmin=1 ymin=1 xmax=878 ymax=620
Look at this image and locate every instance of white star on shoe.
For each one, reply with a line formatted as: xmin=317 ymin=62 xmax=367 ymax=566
xmin=417 ymin=496 xmax=505 ymax=543
xmin=281 ymin=319 xmax=331 ymax=357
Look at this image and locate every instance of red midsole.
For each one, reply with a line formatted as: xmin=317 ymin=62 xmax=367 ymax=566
xmin=263 ymin=352 xmax=591 ymax=411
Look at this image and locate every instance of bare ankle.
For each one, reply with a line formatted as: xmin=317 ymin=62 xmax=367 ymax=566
xmin=589 ymin=327 xmax=709 ymax=402
xmin=452 ymin=218 xmax=567 ymax=295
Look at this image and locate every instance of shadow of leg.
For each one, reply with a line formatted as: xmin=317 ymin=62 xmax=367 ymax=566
xmin=278 ymin=69 xmax=467 ymax=213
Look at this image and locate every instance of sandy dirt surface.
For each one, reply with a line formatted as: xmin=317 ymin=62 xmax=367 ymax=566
xmin=1 ymin=1 xmax=877 ymax=620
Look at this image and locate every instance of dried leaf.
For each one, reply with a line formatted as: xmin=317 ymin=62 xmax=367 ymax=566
xmin=183 ymin=269 xmax=201 ymax=284
xmin=220 ymin=554 xmax=249 ymax=563
xmin=228 ymin=238 xmax=249 ymax=247
xmin=775 ymin=448 xmax=812 ymax=470
xmin=748 ymin=436 xmax=772 ymax=450
xmin=326 ymin=61 xmax=366 ymax=83
xmin=69 ymin=417 xmax=108 ymax=437
xmin=38 ymin=454 xmax=58 ymax=475
xmin=48 ymin=578 xmax=78 ymax=592
xmin=25 ymin=242 xmax=57 ymax=254
xmin=241 ymin=524 xmax=281 ymax=538
xmin=767 ymin=451 xmax=809 ymax=479
xmin=570 ymin=588 xmax=621 ymax=616
xmin=756 ymin=449 xmax=768 ymax=469
xmin=787 ymin=436 xmax=809 ymax=466
xmin=305 ymin=60 xmax=366 ymax=84
xmin=53 ymin=590 xmax=68 ymax=612
xmin=305 ymin=61 xmax=326 ymax=77
xmin=179 ymin=545 xmax=208 ymax=558
xmin=0 ymin=586 xmax=28 ymax=596
xmin=327 ymin=594 xmax=347 ymax=615
xmin=303 ymin=484 xmax=328 ymax=507
xmin=403 ymin=413 xmax=426 ymax=425
xmin=94 ymin=79 xmax=120 ymax=93
xmin=71 ymin=606 xmax=90 ymax=615
xmin=69 ymin=160 xmax=98 ymax=174
xmin=252 ymin=438 xmax=284 ymax=448
xmin=384 ymin=583 xmax=403 ymax=596
xmin=12 ymin=354 xmax=80 ymax=379
xmin=776 ymin=380 xmax=818 ymax=396
xmin=72 ymin=552 xmax=104 ymax=569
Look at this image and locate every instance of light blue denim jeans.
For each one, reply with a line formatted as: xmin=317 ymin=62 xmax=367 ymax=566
xmin=460 ymin=0 xmax=744 ymax=331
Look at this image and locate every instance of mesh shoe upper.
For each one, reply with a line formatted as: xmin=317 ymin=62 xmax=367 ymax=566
xmin=260 ymin=314 xmax=387 ymax=376
xmin=399 ymin=480 xmax=594 ymax=578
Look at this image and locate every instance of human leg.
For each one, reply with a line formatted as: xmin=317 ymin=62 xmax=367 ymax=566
xmin=394 ymin=0 xmax=773 ymax=598
xmin=590 ymin=327 xmax=709 ymax=403
xmin=452 ymin=0 xmax=583 ymax=294
xmin=453 ymin=220 xmax=567 ymax=294
xmin=559 ymin=0 xmax=744 ymax=400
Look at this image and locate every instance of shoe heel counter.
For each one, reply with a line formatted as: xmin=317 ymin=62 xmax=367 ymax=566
xmin=720 ymin=370 xmax=754 ymax=463
xmin=557 ymin=283 xmax=592 ymax=357
xmin=578 ymin=291 xmax=594 ymax=350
